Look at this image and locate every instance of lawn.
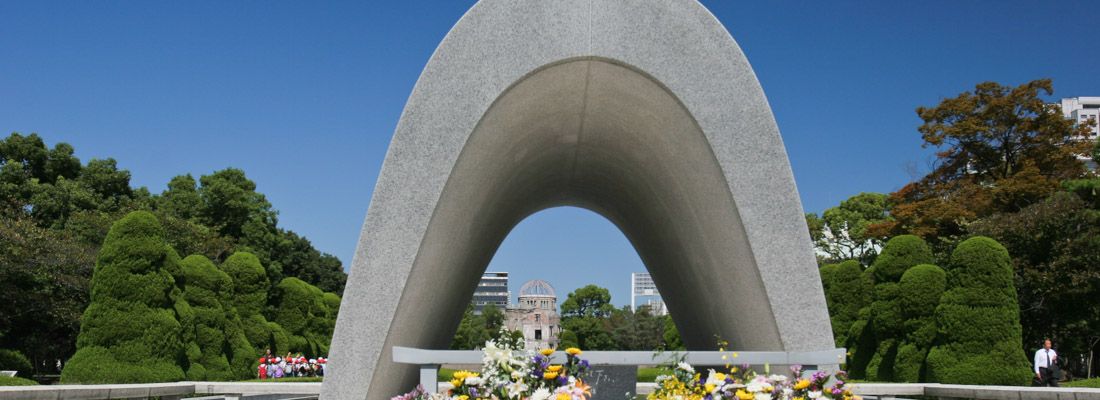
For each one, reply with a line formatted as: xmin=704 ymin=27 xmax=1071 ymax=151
xmin=1063 ymin=377 xmax=1100 ymax=388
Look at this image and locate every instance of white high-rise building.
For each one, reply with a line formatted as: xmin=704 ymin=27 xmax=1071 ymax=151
xmin=1060 ymin=97 xmax=1100 ymax=170
xmin=631 ymin=272 xmax=668 ymax=316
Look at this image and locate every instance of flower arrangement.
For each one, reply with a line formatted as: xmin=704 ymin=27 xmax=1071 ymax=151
xmin=391 ymin=335 xmax=592 ymax=400
xmin=649 ymin=362 xmax=859 ymax=400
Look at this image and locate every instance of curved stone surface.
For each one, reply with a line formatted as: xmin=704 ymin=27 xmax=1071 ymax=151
xmin=323 ymin=1 xmax=834 ymax=400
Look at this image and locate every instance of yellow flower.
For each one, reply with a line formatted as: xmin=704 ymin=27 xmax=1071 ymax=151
xmin=793 ymin=379 xmax=810 ymax=390
xmin=735 ymin=389 xmax=754 ymax=400
xmin=544 ymin=371 xmax=559 ymax=380
xmin=566 ymin=348 xmax=582 ymax=356
xmin=540 ymin=348 xmax=555 ymax=356
xmin=704 ymin=384 xmax=716 ymax=393
xmin=457 ymin=396 xmax=469 ymax=400
xmin=731 ymin=366 xmax=739 ymax=373
xmin=714 ymin=372 xmax=726 ymax=381
xmin=556 ymin=394 xmax=571 ymax=400
xmin=547 ymin=365 xmax=563 ymax=373
xmin=450 ymin=378 xmax=462 ymax=387
xmin=453 ymin=370 xmax=469 ymax=380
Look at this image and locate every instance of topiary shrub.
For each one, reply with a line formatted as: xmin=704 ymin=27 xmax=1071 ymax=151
xmin=178 ymin=254 xmax=238 ymax=381
xmin=893 ymin=264 xmax=945 ymax=382
xmin=824 ymin=260 xmax=867 ymax=347
xmin=270 ymin=277 xmax=339 ymax=354
xmin=0 ymin=348 xmax=34 ymax=379
xmin=845 ymin=265 xmax=877 ymax=380
xmin=60 ymin=211 xmax=186 ymax=384
xmin=861 ymin=235 xmax=934 ymax=382
xmin=221 ymin=252 xmax=272 ymax=354
xmin=926 ymin=237 xmax=1032 ymax=385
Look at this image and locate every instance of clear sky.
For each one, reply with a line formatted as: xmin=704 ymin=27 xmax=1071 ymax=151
xmin=2 ymin=1 xmax=1098 ymax=307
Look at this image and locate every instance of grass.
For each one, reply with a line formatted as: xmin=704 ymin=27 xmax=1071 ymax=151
xmin=0 ymin=375 xmax=38 ymax=386
xmin=1064 ymin=377 xmax=1100 ymax=388
xmin=241 ymin=376 xmax=323 ymax=382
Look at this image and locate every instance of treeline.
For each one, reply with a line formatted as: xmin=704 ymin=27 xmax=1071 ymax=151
xmin=808 ymin=79 xmax=1100 ymax=381
xmin=58 ymin=211 xmax=339 ymax=383
xmin=0 ymin=132 xmax=346 ymax=376
xmin=451 ymin=284 xmax=683 ymax=351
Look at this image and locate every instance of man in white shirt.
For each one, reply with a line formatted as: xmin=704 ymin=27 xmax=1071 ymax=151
xmin=1034 ymin=339 xmax=1059 ymax=386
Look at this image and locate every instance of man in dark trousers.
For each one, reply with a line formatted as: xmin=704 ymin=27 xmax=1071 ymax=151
xmin=1034 ymin=339 xmax=1060 ymax=386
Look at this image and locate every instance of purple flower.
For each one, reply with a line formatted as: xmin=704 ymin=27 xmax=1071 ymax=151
xmin=470 ymin=388 xmax=479 ymax=398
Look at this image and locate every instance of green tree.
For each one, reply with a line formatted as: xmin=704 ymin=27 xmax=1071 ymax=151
xmin=925 ymin=237 xmax=1032 ymax=385
xmin=160 ymin=174 xmax=202 ymax=220
xmin=662 ymin=316 xmax=684 ymax=351
xmin=809 ymin=193 xmax=890 ymax=264
xmin=893 ymin=264 xmax=946 ymax=382
xmin=270 ymin=277 xmax=339 ymax=355
xmin=863 ymin=235 xmax=935 ymax=382
xmin=451 ymin=305 xmax=490 ymax=350
xmin=970 ymin=182 xmax=1100 ymax=368
xmin=560 ymin=285 xmax=613 ymax=319
xmin=60 ymin=211 xmax=186 ymax=383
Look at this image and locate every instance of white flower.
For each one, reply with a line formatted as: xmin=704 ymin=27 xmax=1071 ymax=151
xmin=464 ymin=377 xmax=483 ymax=386
xmin=753 ymin=393 xmax=771 ymax=400
xmin=808 ymin=390 xmax=823 ymax=399
xmin=510 ymin=370 xmax=524 ymax=380
xmin=530 ymin=388 xmax=552 ymax=400
xmin=768 ymin=374 xmax=788 ymax=384
xmin=655 ymin=375 xmax=673 ymax=384
xmin=505 ymin=381 xmax=528 ymax=399
xmin=677 ymin=361 xmax=695 ymax=373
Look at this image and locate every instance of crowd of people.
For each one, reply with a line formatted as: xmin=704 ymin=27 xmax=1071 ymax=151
xmin=258 ymin=351 xmax=327 ymax=379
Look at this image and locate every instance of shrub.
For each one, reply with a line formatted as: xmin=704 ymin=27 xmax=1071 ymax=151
xmin=825 ymin=260 xmax=867 ymax=347
xmin=893 ymin=264 xmax=945 ymax=382
xmin=861 ymin=235 xmax=934 ymax=382
xmin=222 ymin=252 xmax=272 ymax=354
xmin=270 ymin=277 xmax=339 ymax=354
xmin=178 ymin=255 xmax=238 ymax=381
xmin=61 ymin=211 xmax=185 ymax=384
xmin=0 ymin=375 xmax=38 ymax=386
xmin=0 ymin=348 xmax=33 ymax=379
xmin=926 ymin=237 xmax=1032 ymax=385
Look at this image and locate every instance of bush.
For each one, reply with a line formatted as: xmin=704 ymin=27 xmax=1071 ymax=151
xmin=61 ymin=211 xmax=186 ymax=384
xmin=860 ymin=235 xmax=934 ymax=382
xmin=0 ymin=348 xmax=33 ymax=379
xmin=221 ymin=252 xmax=271 ymax=353
xmin=893 ymin=264 xmax=945 ymax=382
xmin=270 ymin=277 xmax=339 ymax=355
xmin=827 ymin=260 xmax=868 ymax=347
xmin=926 ymin=237 xmax=1032 ymax=385
xmin=0 ymin=375 xmax=38 ymax=386
xmin=179 ymin=254 xmax=239 ymax=381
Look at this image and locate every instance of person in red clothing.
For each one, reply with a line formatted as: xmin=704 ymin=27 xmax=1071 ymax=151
xmin=258 ymin=358 xmax=268 ymax=379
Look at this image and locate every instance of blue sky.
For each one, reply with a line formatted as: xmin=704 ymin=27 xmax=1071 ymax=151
xmin=2 ymin=1 xmax=1098 ymax=307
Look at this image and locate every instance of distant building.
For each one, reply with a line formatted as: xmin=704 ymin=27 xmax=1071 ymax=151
xmin=1059 ymin=97 xmax=1100 ymax=170
xmin=472 ymin=272 xmax=509 ymax=314
xmin=631 ymin=272 xmax=668 ymax=316
xmin=505 ymin=280 xmax=560 ymax=349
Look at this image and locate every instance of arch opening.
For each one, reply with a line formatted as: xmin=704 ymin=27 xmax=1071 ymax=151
xmin=387 ymin=58 xmax=782 ymax=370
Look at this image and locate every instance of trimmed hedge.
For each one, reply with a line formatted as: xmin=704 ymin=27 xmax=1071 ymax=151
xmin=178 ymin=255 xmax=252 ymax=381
xmin=893 ymin=264 xmax=945 ymax=382
xmin=0 ymin=375 xmax=38 ymax=386
xmin=824 ymin=260 xmax=867 ymax=347
xmin=863 ymin=235 xmax=934 ymax=382
xmin=221 ymin=252 xmax=273 ymax=354
xmin=0 ymin=348 xmax=33 ymax=379
xmin=271 ymin=277 xmax=339 ymax=355
xmin=926 ymin=237 xmax=1031 ymax=385
xmin=61 ymin=211 xmax=185 ymax=384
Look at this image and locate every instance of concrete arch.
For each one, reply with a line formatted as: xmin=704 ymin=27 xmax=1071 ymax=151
xmin=323 ymin=2 xmax=833 ymax=400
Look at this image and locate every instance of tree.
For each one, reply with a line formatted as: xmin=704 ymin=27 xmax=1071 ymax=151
xmin=662 ymin=316 xmax=684 ymax=351
xmin=608 ymin=306 xmax=665 ymax=351
xmin=160 ymin=174 xmax=202 ymax=220
xmin=808 ymin=193 xmax=890 ymax=265
xmin=869 ymin=79 xmax=1092 ymax=248
xmin=270 ymin=277 xmax=339 ymax=355
xmin=60 ymin=211 xmax=186 ymax=383
xmin=894 ymin=264 xmax=946 ymax=382
xmin=970 ymin=182 xmax=1100 ymax=373
xmin=862 ymin=235 xmax=934 ymax=382
xmin=560 ymin=285 xmax=613 ymax=319
xmin=451 ymin=305 xmax=490 ymax=350
xmin=926 ymin=237 xmax=1032 ymax=385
